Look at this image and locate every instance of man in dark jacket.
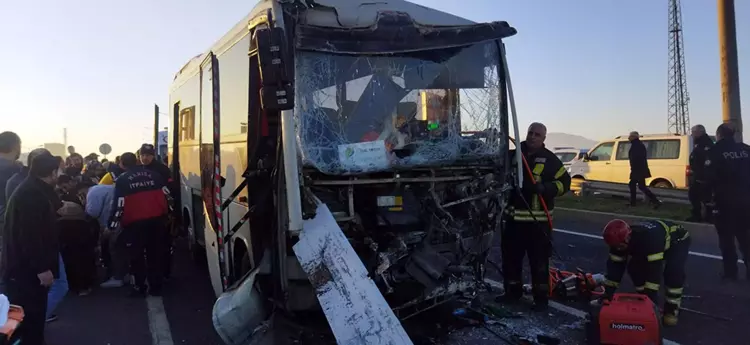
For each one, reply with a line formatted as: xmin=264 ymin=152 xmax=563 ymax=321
xmin=138 ymin=143 xmax=176 ymax=280
xmin=0 ymin=131 xmax=22 ymax=234
xmin=703 ymin=124 xmax=750 ymax=281
xmin=109 ymin=153 xmax=173 ymax=296
xmin=687 ymin=125 xmax=715 ymax=222
xmin=627 ymin=131 xmax=661 ymax=208
xmin=0 ymin=152 xmax=62 ymax=345
xmin=5 ymin=148 xmax=50 ymax=200
xmin=500 ymin=122 xmax=571 ymax=310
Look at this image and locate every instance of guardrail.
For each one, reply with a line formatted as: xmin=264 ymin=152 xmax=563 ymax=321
xmin=580 ymin=181 xmax=690 ymax=205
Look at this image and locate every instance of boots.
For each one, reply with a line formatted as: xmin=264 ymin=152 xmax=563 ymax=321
xmin=495 ymin=282 xmax=523 ymax=304
xmin=663 ymin=304 xmax=679 ymax=326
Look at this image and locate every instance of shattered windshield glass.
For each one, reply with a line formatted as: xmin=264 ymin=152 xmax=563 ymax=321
xmin=294 ymin=41 xmax=505 ymax=175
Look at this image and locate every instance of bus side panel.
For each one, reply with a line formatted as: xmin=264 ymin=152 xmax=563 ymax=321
xmin=170 ymin=75 xmax=204 ymax=247
xmin=216 ymin=35 xmax=253 ymax=277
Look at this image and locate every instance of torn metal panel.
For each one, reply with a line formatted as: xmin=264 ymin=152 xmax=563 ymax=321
xmin=212 ymin=267 xmax=267 ymax=345
xmin=293 ymin=202 xmax=413 ymax=345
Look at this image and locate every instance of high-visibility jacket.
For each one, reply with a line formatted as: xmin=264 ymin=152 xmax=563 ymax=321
xmin=508 ymin=142 xmax=571 ymax=222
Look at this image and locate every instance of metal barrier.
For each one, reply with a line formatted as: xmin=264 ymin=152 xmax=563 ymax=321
xmin=580 ymin=181 xmax=690 ymax=205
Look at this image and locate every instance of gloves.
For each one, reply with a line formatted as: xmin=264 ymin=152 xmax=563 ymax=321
xmin=523 ymin=182 xmax=545 ymax=195
xmin=535 ymin=183 xmax=545 ymax=195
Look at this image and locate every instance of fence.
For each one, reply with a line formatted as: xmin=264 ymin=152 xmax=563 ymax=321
xmin=580 ymin=181 xmax=690 ymax=205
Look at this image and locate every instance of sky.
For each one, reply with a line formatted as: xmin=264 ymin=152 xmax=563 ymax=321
xmin=0 ymin=0 xmax=748 ymax=155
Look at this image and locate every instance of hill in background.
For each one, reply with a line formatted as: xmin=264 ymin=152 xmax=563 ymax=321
xmin=545 ymin=133 xmax=597 ymax=150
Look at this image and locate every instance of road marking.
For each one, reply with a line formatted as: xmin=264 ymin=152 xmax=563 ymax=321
xmin=553 ymin=228 xmax=745 ymax=264
xmin=484 ymin=279 xmax=681 ymax=345
xmin=146 ymin=296 xmax=175 ymax=345
xmin=557 ymin=207 xmax=713 ymax=229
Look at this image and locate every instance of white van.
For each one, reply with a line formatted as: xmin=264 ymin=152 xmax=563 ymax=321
xmin=553 ymin=147 xmax=589 ymax=168
xmin=567 ymin=133 xmax=714 ymax=189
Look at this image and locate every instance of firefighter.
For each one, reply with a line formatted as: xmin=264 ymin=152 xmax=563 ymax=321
xmin=687 ymin=125 xmax=714 ymax=222
xmin=600 ymin=218 xmax=691 ymax=326
xmin=704 ymin=123 xmax=750 ymax=281
xmin=108 ymin=152 xmax=173 ymax=297
xmin=138 ymin=144 xmax=176 ymax=281
xmin=499 ymin=122 xmax=571 ymax=310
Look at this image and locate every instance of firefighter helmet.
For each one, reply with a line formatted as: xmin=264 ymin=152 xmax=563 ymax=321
xmin=602 ymin=219 xmax=631 ymax=247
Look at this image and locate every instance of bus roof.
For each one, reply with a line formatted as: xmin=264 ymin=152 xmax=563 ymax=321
xmin=171 ymin=0 xmax=478 ymax=90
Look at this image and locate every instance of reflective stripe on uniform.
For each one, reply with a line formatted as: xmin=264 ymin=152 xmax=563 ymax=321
xmin=533 ymin=163 xmax=545 ymax=175
xmin=644 ymin=282 xmax=660 ymax=291
xmin=647 ymin=252 xmax=664 ymax=262
xmin=512 ymin=209 xmax=553 ymax=222
xmin=665 ymin=297 xmax=682 ymax=307
xmin=513 ymin=215 xmax=554 ymax=222
xmin=554 ymin=166 xmax=566 ymax=179
xmin=513 ymin=210 xmax=551 ymax=216
xmin=553 ymin=180 xmax=565 ymax=196
xmin=604 ymin=279 xmax=620 ymax=288
xmin=655 ymin=220 xmax=673 ymax=251
xmin=609 ymin=254 xmax=627 ymax=262
xmin=666 ymin=287 xmax=683 ymax=295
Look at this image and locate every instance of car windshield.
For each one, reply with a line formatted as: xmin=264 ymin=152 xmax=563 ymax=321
xmin=556 ymin=152 xmax=578 ymax=163
xmin=294 ymin=41 xmax=505 ymax=175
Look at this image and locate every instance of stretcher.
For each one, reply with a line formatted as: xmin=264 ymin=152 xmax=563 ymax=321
xmin=0 ymin=305 xmax=24 ymax=345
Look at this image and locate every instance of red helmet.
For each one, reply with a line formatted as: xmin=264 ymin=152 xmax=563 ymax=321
xmin=602 ymin=219 xmax=631 ymax=247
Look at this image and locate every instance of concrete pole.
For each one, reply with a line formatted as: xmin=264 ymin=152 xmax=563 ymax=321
xmin=718 ymin=0 xmax=743 ymax=142
xmin=153 ymin=104 xmax=160 ymax=149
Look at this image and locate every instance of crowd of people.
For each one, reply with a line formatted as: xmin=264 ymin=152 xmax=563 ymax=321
xmin=0 ymin=132 xmax=174 ymax=345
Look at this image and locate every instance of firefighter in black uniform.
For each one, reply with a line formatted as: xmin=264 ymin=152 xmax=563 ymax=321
xmin=704 ymin=123 xmax=750 ymax=280
xmin=500 ymin=122 xmax=571 ymax=310
xmin=687 ymin=125 xmax=714 ymax=222
xmin=600 ymin=218 xmax=691 ymax=326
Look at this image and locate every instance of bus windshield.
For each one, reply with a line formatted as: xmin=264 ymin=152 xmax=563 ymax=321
xmin=294 ymin=41 xmax=506 ymax=175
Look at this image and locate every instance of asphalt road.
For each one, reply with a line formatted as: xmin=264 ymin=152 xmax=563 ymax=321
xmin=45 ymin=238 xmax=224 ymax=345
xmin=550 ymin=209 xmax=749 ymax=345
xmin=41 ymin=208 xmax=748 ymax=345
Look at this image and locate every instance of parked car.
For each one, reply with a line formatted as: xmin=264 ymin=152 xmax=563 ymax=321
xmin=553 ymin=147 xmax=588 ymax=168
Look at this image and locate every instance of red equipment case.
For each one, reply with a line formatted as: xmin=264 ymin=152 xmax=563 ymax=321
xmin=587 ymin=293 xmax=663 ymax=345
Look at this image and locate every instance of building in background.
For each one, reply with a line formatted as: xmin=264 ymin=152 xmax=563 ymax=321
xmin=43 ymin=143 xmax=66 ymax=157
xmin=18 ymin=152 xmax=29 ymax=166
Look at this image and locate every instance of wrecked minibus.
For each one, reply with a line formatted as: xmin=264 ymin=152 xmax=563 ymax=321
xmin=166 ymin=0 xmax=521 ymax=343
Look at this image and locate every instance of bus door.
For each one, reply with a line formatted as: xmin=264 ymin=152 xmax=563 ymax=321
xmin=200 ymin=53 xmax=229 ymax=295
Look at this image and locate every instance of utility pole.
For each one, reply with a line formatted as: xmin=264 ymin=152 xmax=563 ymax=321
xmin=63 ymin=128 xmax=68 ymax=157
xmin=718 ymin=0 xmax=743 ymax=142
xmin=154 ymin=104 xmax=160 ymax=148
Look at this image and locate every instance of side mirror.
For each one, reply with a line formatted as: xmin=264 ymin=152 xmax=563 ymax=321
xmin=255 ymin=26 xmax=294 ymax=110
xmin=582 ymin=153 xmax=590 ymax=162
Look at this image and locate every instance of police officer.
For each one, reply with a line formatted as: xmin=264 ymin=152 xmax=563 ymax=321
xmin=704 ymin=123 xmax=750 ymax=281
xmin=108 ymin=153 xmax=173 ymax=297
xmin=599 ymin=219 xmax=691 ymax=326
xmin=687 ymin=125 xmax=714 ymax=222
xmin=499 ymin=122 xmax=571 ymax=310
